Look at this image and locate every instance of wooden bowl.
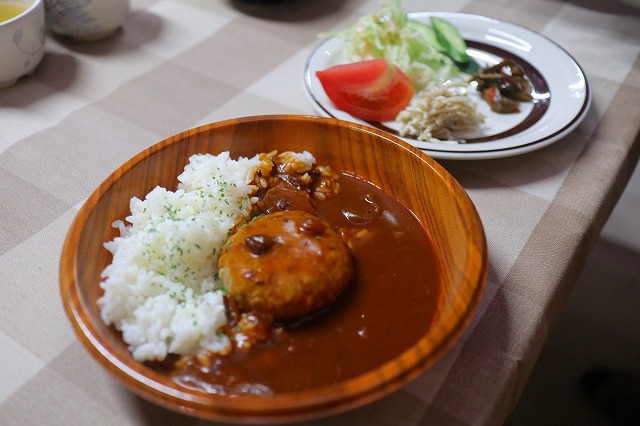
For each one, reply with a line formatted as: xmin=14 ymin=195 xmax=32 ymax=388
xmin=59 ymin=115 xmax=487 ymax=423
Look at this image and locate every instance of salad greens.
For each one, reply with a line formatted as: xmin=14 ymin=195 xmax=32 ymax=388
xmin=323 ymin=0 xmax=475 ymax=90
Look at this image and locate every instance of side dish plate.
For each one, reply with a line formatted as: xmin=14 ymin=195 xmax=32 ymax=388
xmin=304 ymin=12 xmax=591 ymax=160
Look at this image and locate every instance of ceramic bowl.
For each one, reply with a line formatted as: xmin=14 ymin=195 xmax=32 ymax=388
xmin=59 ymin=115 xmax=487 ymax=423
xmin=0 ymin=0 xmax=44 ymax=88
xmin=44 ymin=0 xmax=129 ymax=41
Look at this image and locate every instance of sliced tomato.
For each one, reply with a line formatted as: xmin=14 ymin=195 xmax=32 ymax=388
xmin=316 ymin=58 xmax=414 ymax=122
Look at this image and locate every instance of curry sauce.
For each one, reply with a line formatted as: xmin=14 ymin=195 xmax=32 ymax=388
xmin=154 ymin=174 xmax=443 ymax=394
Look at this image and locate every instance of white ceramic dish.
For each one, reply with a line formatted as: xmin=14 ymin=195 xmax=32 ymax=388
xmin=44 ymin=0 xmax=129 ymax=41
xmin=304 ymin=12 xmax=591 ymax=160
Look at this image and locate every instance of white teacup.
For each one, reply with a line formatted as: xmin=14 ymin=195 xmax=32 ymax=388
xmin=0 ymin=0 xmax=45 ymax=88
xmin=44 ymin=0 xmax=130 ymax=42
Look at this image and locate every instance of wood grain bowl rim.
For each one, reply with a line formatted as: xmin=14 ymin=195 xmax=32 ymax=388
xmin=59 ymin=115 xmax=488 ymax=423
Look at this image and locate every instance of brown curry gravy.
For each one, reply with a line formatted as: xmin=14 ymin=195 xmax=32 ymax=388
xmin=154 ymin=174 xmax=443 ymax=395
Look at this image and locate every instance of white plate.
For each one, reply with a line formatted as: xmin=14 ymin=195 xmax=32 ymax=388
xmin=304 ymin=12 xmax=591 ymax=160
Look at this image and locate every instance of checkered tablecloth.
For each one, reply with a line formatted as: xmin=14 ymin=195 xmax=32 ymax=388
xmin=1 ymin=0 xmax=639 ymax=425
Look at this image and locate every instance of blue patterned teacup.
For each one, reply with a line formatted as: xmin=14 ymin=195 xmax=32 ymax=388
xmin=44 ymin=0 xmax=129 ymax=41
xmin=0 ymin=0 xmax=45 ymax=88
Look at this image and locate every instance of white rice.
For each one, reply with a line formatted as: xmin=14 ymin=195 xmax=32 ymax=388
xmin=97 ymin=151 xmax=280 ymax=362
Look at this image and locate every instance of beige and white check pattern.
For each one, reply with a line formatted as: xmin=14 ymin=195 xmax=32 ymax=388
xmin=1 ymin=0 xmax=639 ymax=424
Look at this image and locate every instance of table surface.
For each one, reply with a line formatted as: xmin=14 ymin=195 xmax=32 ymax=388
xmin=1 ymin=0 xmax=639 ymax=425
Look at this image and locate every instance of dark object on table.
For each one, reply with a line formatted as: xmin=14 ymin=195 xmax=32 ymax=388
xmin=580 ymin=367 xmax=640 ymax=425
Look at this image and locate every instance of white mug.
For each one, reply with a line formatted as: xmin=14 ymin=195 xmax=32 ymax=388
xmin=44 ymin=0 xmax=129 ymax=42
xmin=0 ymin=0 xmax=45 ymax=88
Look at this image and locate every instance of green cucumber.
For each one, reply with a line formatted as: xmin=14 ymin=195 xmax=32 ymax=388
xmin=407 ymin=20 xmax=444 ymax=52
xmin=431 ymin=16 xmax=470 ymax=63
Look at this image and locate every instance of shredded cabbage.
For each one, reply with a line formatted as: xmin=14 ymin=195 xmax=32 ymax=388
xmin=323 ymin=0 xmax=465 ymax=90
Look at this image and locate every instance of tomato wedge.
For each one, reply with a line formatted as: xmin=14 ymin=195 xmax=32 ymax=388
xmin=316 ymin=58 xmax=414 ymax=122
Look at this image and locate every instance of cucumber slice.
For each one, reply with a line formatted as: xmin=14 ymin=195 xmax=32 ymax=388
xmin=431 ymin=17 xmax=471 ymax=63
xmin=407 ymin=20 xmax=444 ymax=52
